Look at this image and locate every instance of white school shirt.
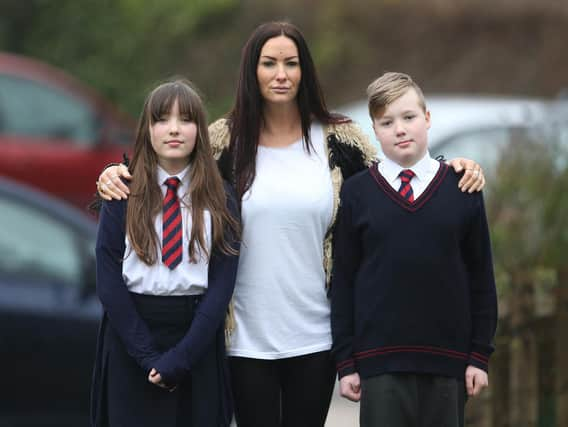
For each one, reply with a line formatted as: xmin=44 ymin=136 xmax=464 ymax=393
xmin=122 ymin=165 xmax=212 ymax=296
xmin=378 ymin=152 xmax=441 ymax=197
xmin=228 ymin=123 xmax=334 ymax=359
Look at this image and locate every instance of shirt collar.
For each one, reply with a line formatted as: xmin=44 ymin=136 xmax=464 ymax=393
xmin=380 ymin=151 xmax=438 ymax=184
xmin=157 ymin=164 xmax=191 ymax=193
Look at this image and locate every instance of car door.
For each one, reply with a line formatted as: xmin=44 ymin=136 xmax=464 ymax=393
xmin=0 ymin=73 xmax=131 ymax=208
xmin=0 ymin=185 xmax=100 ymax=425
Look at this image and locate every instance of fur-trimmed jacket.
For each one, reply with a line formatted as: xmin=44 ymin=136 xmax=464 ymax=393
xmin=207 ymin=118 xmax=377 ymax=289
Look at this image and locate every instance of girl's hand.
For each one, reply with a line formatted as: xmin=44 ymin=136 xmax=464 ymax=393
xmin=148 ymin=368 xmax=176 ymax=392
xmin=448 ymin=157 xmax=485 ymax=193
xmin=97 ymin=164 xmax=131 ymax=200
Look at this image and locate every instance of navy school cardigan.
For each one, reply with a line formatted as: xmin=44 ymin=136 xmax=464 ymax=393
xmin=94 ymin=182 xmax=240 ymax=386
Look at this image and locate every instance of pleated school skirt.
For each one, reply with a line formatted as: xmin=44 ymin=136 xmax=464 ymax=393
xmin=90 ymin=293 xmax=232 ymax=427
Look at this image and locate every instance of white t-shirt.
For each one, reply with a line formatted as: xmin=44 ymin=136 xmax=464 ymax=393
xmin=228 ymin=123 xmax=334 ymax=359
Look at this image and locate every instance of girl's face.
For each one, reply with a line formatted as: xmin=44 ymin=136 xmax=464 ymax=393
xmin=256 ymin=35 xmax=301 ymax=106
xmin=149 ymin=99 xmax=197 ymax=174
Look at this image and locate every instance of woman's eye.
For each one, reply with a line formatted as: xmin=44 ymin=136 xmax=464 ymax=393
xmin=286 ymin=61 xmax=299 ymax=67
xmin=261 ymin=61 xmax=275 ymax=67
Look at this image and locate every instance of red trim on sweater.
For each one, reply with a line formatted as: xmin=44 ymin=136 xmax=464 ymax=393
xmin=354 ymin=345 xmax=469 ymax=361
xmin=336 ymin=359 xmax=355 ymax=369
xmin=470 ymin=352 xmax=490 ymax=364
xmin=369 ymin=161 xmax=449 ymax=212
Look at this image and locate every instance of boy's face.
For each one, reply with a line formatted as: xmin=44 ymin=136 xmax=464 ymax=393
xmin=372 ymin=88 xmax=430 ymax=168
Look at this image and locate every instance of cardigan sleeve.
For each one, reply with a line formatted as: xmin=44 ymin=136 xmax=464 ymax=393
xmin=462 ymin=193 xmax=498 ymax=372
xmin=330 ymin=184 xmax=361 ymax=378
xmin=95 ymin=199 xmax=161 ymax=372
xmin=153 ymin=183 xmax=240 ymax=385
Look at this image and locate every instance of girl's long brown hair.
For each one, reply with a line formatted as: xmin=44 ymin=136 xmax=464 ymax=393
xmin=126 ymin=79 xmax=238 ymax=264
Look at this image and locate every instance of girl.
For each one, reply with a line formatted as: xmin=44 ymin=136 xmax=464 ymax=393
xmin=91 ymin=79 xmax=239 ymax=427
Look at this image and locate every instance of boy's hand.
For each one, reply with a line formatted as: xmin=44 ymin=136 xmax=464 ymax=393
xmin=448 ymin=157 xmax=485 ymax=193
xmin=97 ymin=164 xmax=131 ymax=200
xmin=339 ymin=373 xmax=361 ymax=402
xmin=465 ymin=365 xmax=488 ymax=397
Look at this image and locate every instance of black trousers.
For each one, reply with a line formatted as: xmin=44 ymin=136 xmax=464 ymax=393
xmin=360 ymin=373 xmax=466 ymax=427
xmin=229 ymin=350 xmax=336 ymax=427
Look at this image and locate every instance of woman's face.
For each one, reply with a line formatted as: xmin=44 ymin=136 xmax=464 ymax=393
xmin=256 ymin=35 xmax=301 ymax=106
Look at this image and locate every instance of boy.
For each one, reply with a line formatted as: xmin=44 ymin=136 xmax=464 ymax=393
xmin=330 ymin=72 xmax=498 ymax=427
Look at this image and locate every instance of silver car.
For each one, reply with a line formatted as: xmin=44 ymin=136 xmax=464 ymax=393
xmin=337 ymin=95 xmax=567 ymax=171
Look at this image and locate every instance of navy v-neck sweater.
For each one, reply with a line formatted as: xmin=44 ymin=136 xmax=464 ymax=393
xmin=331 ymin=162 xmax=497 ymax=381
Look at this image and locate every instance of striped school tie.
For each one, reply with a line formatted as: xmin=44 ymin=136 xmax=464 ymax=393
xmin=398 ymin=169 xmax=415 ymax=202
xmin=162 ymin=177 xmax=182 ymax=269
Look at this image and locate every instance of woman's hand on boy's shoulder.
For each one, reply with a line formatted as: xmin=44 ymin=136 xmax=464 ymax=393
xmin=447 ymin=157 xmax=485 ymax=193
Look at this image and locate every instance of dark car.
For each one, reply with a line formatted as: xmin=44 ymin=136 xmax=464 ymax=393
xmin=0 ymin=176 xmax=100 ymax=426
xmin=0 ymin=51 xmax=135 ymax=209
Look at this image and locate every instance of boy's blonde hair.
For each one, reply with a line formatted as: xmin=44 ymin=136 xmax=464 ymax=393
xmin=367 ymin=72 xmax=427 ymax=118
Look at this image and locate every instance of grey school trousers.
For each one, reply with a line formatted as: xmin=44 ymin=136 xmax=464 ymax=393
xmin=360 ymin=373 xmax=466 ymax=427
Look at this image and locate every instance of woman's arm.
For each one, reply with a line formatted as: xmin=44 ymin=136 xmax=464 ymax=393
xmin=97 ymin=157 xmax=485 ymax=199
xmin=96 ymin=199 xmax=161 ymax=372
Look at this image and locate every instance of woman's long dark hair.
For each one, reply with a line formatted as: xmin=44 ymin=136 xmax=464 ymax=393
xmin=228 ymin=21 xmax=341 ymax=200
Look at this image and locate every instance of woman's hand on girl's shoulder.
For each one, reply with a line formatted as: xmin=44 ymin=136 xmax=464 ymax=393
xmin=97 ymin=163 xmax=131 ymax=200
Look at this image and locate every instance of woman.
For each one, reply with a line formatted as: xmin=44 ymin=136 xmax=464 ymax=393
xmin=97 ymin=22 xmax=484 ymax=427
xmin=91 ymin=79 xmax=239 ymax=427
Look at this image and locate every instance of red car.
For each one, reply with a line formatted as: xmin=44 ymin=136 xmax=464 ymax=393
xmin=0 ymin=52 xmax=135 ymax=209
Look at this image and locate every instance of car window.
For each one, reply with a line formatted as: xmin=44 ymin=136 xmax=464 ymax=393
xmin=432 ymin=124 xmax=568 ymax=174
xmin=431 ymin=128 xmax=525 ymax=177
xmin=0 ymin=74 xmax=98 ymax=145
xmin=0 ymin=196 xmax=83 ymax=286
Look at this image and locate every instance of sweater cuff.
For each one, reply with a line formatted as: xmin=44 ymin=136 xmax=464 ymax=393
xmin=467 ymin=351 xmax=491 ymax=372
xmin=153 ymin=348 xmax=186 ymax=387
xmin=468 ymin=341 xmax=495 ymax=372
xmin=140 ymin=354 xmax=162 ymax=376
xmin=336 ymin=358 xmax=357 ymax=379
